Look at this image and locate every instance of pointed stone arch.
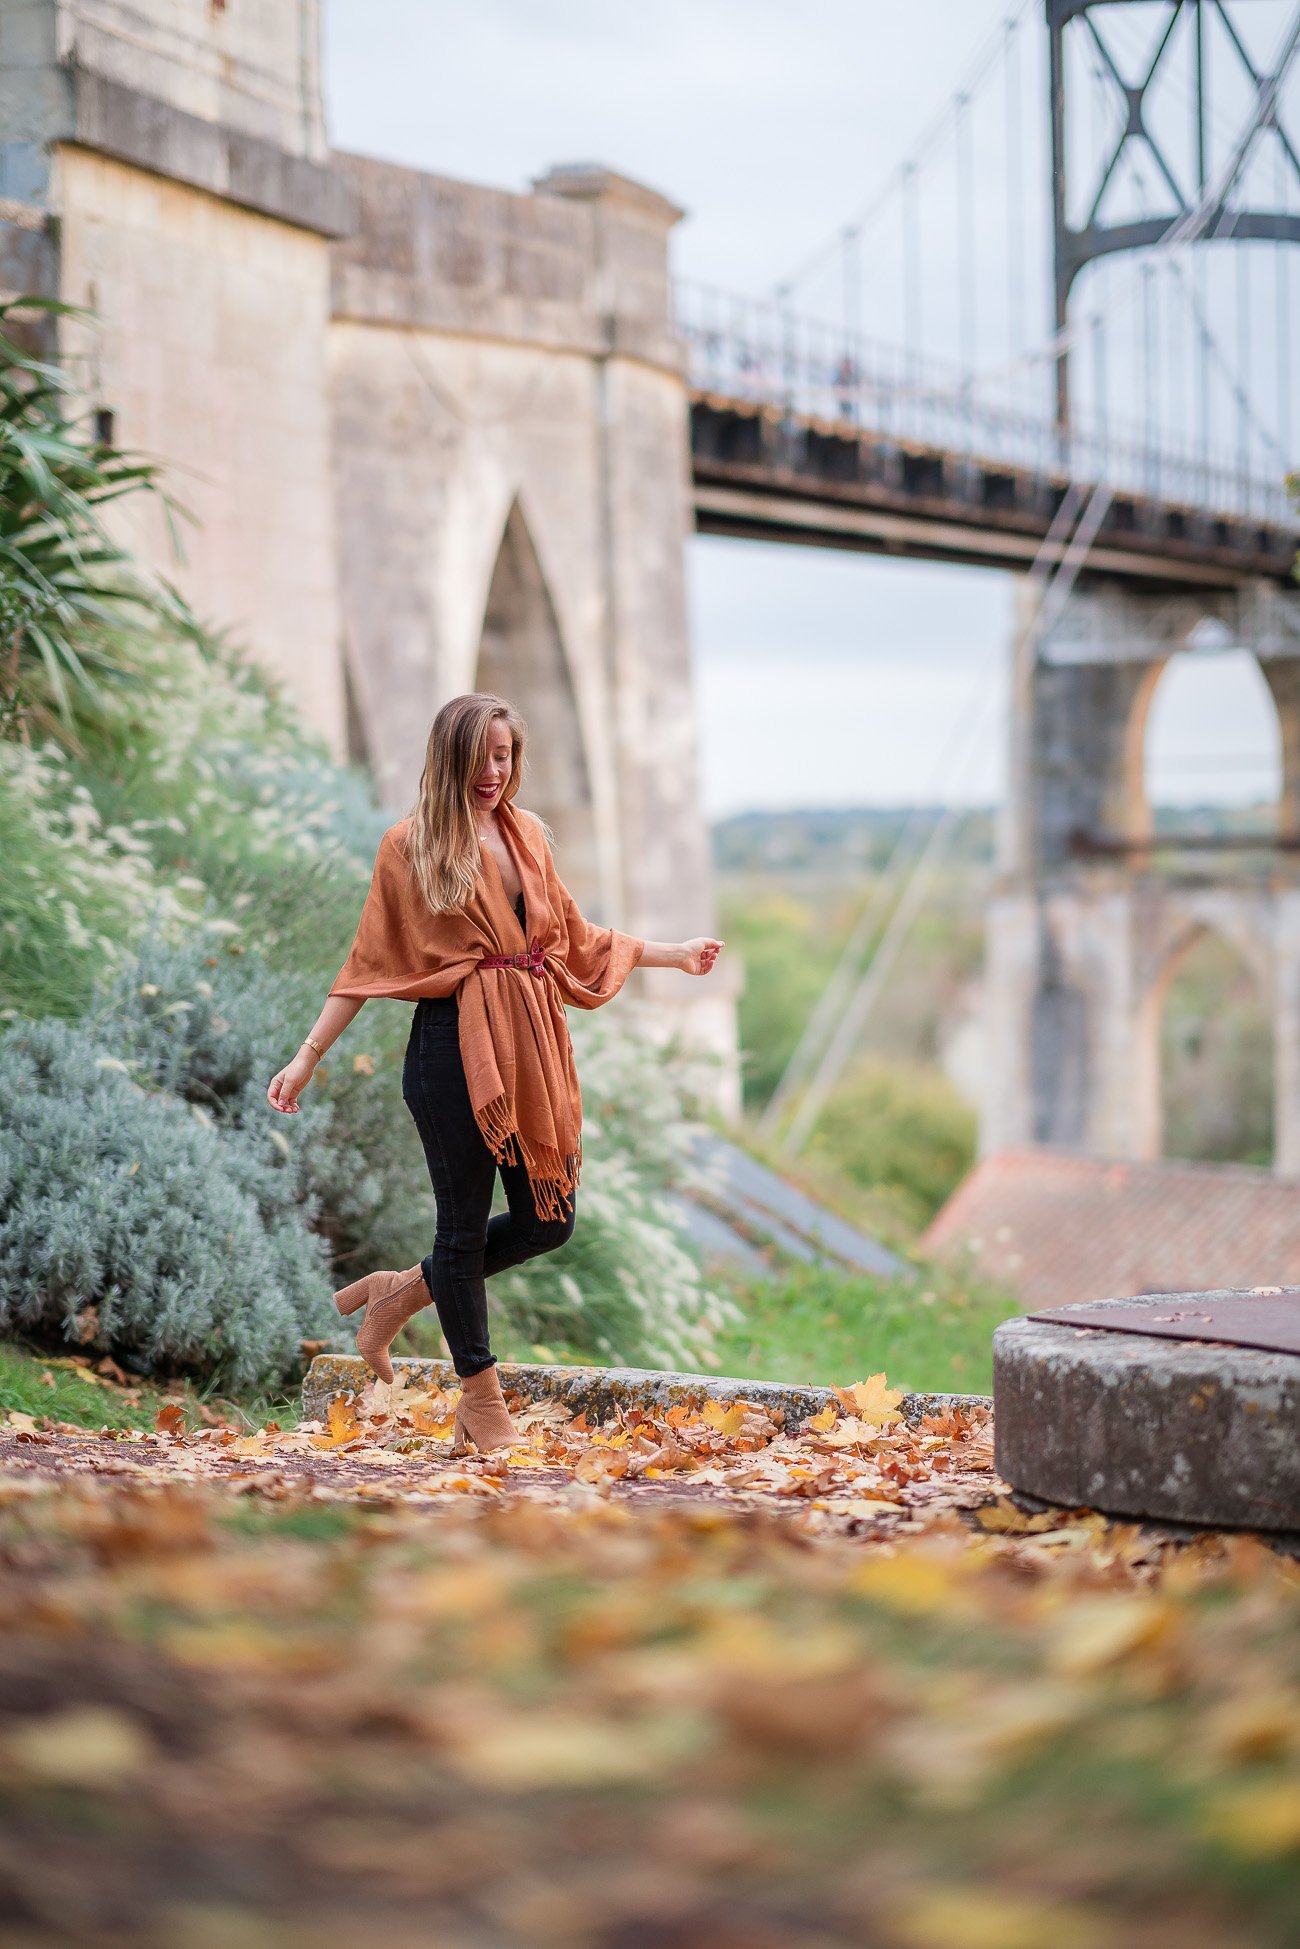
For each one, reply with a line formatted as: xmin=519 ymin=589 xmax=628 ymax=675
xmin=474 ymin=498 xmax=601 ymax=913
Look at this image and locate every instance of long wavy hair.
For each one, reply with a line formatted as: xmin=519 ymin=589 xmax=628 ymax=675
xmin=406 ymin=692 xmax=527 ymax=913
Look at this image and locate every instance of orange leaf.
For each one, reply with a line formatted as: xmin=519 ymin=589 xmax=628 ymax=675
xmin=410 ymin=1407 xmax=455 ymax=1437
xmin=155 ymin=1401 xmax=187 ymax=1437
xmin=311 ymin=1397 xmax=362 ymax=1450
xmin=975 ymin=1498 xmax=1062 ymax=1535
xmin=575 ymin=1448 xmax=628 ymax=1483
xmin=833 ymin=1374 xmax=903 ymax=1426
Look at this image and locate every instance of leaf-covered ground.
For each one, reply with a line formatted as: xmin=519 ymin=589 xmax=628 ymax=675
xmin=1 ymin=1373 xmax=1298 ymax=1948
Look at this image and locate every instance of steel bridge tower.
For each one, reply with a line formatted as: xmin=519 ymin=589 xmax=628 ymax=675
xmin=990 ymin=1 xmax=1300 ymax=1170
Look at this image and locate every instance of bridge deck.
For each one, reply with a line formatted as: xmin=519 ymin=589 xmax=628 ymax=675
xmin=689 ymin=394 xmax=1299 ymax=591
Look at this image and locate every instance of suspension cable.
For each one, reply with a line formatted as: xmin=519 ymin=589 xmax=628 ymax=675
xmin=957 ymin=91 xmax=976 ymax=382
xmin=1005 ymin=15 xmax=1025 ymax=372
xmin=1281 ymin=137 xmax=1294 ymax=461
xmin=771 ymin=0 xmax=1035 ymax=304
xmin=903 ymin=160 xmax=922 ymax=385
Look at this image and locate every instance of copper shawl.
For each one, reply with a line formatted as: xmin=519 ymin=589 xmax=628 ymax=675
xmin=328 ymin=803 xmax=644 ymax=1218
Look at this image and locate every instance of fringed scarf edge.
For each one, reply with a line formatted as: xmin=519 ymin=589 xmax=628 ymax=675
xmin=474 ymin=1092 xmax=581 ymax=1223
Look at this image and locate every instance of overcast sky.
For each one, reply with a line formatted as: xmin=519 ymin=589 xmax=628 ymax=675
xmin=323 ymin=0 xmax=1294 ymax=816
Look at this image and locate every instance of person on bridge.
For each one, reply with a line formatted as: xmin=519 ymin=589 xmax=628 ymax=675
xmin=266 ymin=692 xmax=723 ymax=1454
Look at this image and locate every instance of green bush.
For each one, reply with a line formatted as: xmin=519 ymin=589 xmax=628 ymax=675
xmin=91 ymin=930 xmax=440 ymax=1298
xmin=0 ymin=1015 xmax=334 ymax=1391
xmin=806 ymin=1056 xmax=977 ymax=1232
xmin=0 ymin=622 xmax=384 ymax=1027
xmin=0 ymin=735 xmax=201 ymax=1022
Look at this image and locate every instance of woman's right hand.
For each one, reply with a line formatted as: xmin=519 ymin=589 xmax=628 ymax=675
xmin=267 ymin=1050 xmax=317 ymax=1115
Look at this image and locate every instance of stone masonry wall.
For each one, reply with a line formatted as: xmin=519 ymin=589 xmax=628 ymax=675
xmin=56 ymin=146 xmax=344 ymax=753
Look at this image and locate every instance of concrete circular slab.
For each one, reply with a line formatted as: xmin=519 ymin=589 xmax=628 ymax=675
xmin=994 ymin=1298 xmax=1300 ymax=1531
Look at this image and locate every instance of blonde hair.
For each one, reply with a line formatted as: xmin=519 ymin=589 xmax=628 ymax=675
xmin=406 ymin=693 xmax=527 ymax=914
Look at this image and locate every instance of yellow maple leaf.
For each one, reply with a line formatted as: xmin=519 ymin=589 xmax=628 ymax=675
xmin=310 ymin=1397 xmax=362 ymax=1450
xmin=804 ymin=1404 xmax=839 ymax=1433
xmin=701 ymin=1399 xmax=747 ymax=1437
xmin=834 ymin=1373 xmax=903 ymax=1425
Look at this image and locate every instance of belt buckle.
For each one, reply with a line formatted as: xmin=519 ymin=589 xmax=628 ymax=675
xmin=514 ymin=951 xmax=529 ymax=969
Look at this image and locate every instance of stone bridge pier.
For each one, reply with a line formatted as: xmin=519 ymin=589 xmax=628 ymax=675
xmin=984 ymin=576 xmax=1300 ymax=1173
xmin=328 ymin=156 xmax=737 ymax=1096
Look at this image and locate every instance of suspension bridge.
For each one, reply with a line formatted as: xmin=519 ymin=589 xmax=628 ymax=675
xmin=675 ymin=0 xmax=1300 ymax=591
xmin=698 ymin=0 xmax=1300 ymax=1164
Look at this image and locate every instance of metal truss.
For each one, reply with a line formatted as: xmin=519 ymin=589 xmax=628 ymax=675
xmin=1048 ymin=0 xmax=1300 ymax=424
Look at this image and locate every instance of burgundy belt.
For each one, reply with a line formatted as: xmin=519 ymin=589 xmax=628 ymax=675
xmin=478 ymin=938 xmax=546 ymax=976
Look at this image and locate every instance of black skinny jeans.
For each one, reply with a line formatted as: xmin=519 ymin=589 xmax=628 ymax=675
xmin=401 ymin=995 xmax=575 ymax=1376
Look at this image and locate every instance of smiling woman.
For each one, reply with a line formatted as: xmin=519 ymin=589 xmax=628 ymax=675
xmin=265 ymin=691 xmax=723 ymax=1452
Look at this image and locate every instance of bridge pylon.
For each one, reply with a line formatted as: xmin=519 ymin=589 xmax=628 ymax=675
xmin=986 ymin=571 xmax=1300 ymax=1171
xmin=1048 ymin=0 xmax=1300 ymax=434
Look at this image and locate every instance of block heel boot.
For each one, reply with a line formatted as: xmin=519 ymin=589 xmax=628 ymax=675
xmin=453 ymin=1364 xmax=517 ymax=1453
xmin=333 ymin=1264 xmax=430 ymax=1385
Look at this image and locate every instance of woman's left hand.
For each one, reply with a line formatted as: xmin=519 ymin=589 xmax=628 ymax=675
xmin=678 ymin=938 xmax=723 ymax=976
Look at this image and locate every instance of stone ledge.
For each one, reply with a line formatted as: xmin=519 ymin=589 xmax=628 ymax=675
xmin=994 ymin=1313 xmax=1300 ymax=1532
xmin=67 ymin=70 xmax=355 ymax=237
xmin=302 ymin=1353 xmax=988 ymax=1435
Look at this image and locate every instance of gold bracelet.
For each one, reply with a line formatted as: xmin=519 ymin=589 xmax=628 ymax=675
xmin=302 ymin=1036 xmax=326 ymax=1062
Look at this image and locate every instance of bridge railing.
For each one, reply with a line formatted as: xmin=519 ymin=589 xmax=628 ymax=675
xmin=672 ymin=280 xmax=1295 ymax=530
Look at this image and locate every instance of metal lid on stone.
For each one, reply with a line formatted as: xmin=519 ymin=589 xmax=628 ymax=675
xmin=1028 ymin=1288 xmax=1300 ymax=1357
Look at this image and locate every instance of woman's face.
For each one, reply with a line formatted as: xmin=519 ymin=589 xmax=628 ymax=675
xmin=471 ymin=720 xmax=514 ymax=813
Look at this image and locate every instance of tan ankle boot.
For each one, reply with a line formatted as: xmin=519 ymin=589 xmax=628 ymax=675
xmin=333 ymin=1265 xmax=429 ymax=1385
xmin=453 ymin=1363 xmax=517 ymax=1453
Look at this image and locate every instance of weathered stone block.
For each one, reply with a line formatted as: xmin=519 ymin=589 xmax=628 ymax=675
xmin=302 ymin=1353 xmax=987 ymax=1437
xmin=994 ymin=1305 xmax=1300 ymax=1530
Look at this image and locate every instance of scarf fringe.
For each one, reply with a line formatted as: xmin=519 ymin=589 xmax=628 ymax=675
xmin=475 ymin=1092 xmax=581 ymax=1222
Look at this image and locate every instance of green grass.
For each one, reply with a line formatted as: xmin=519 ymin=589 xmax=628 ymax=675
xmin=0 ymin=1338 xmax=305 ymax=1433
xmin=709 ymin=1264 xmax=1021 ymax=1395
xmin=0 ymin=1340 xmax=168 ymax=1430
xmin=404 ymin=1258 xmax=1020 ymax=1395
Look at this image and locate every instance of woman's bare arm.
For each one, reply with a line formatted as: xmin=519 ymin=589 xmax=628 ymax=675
xmin=267 ymin=993 xmax=367 ymax=1114
xmin=638 ymin=938 xmax=723 ymax=976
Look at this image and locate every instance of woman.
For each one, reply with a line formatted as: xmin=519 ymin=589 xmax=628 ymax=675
xmin=266 ymin=693 xmax=722 ymax=1454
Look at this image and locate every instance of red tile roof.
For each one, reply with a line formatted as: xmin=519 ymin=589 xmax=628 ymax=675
xmin=920 ymin=1149 xmax=1300 ymax=1307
